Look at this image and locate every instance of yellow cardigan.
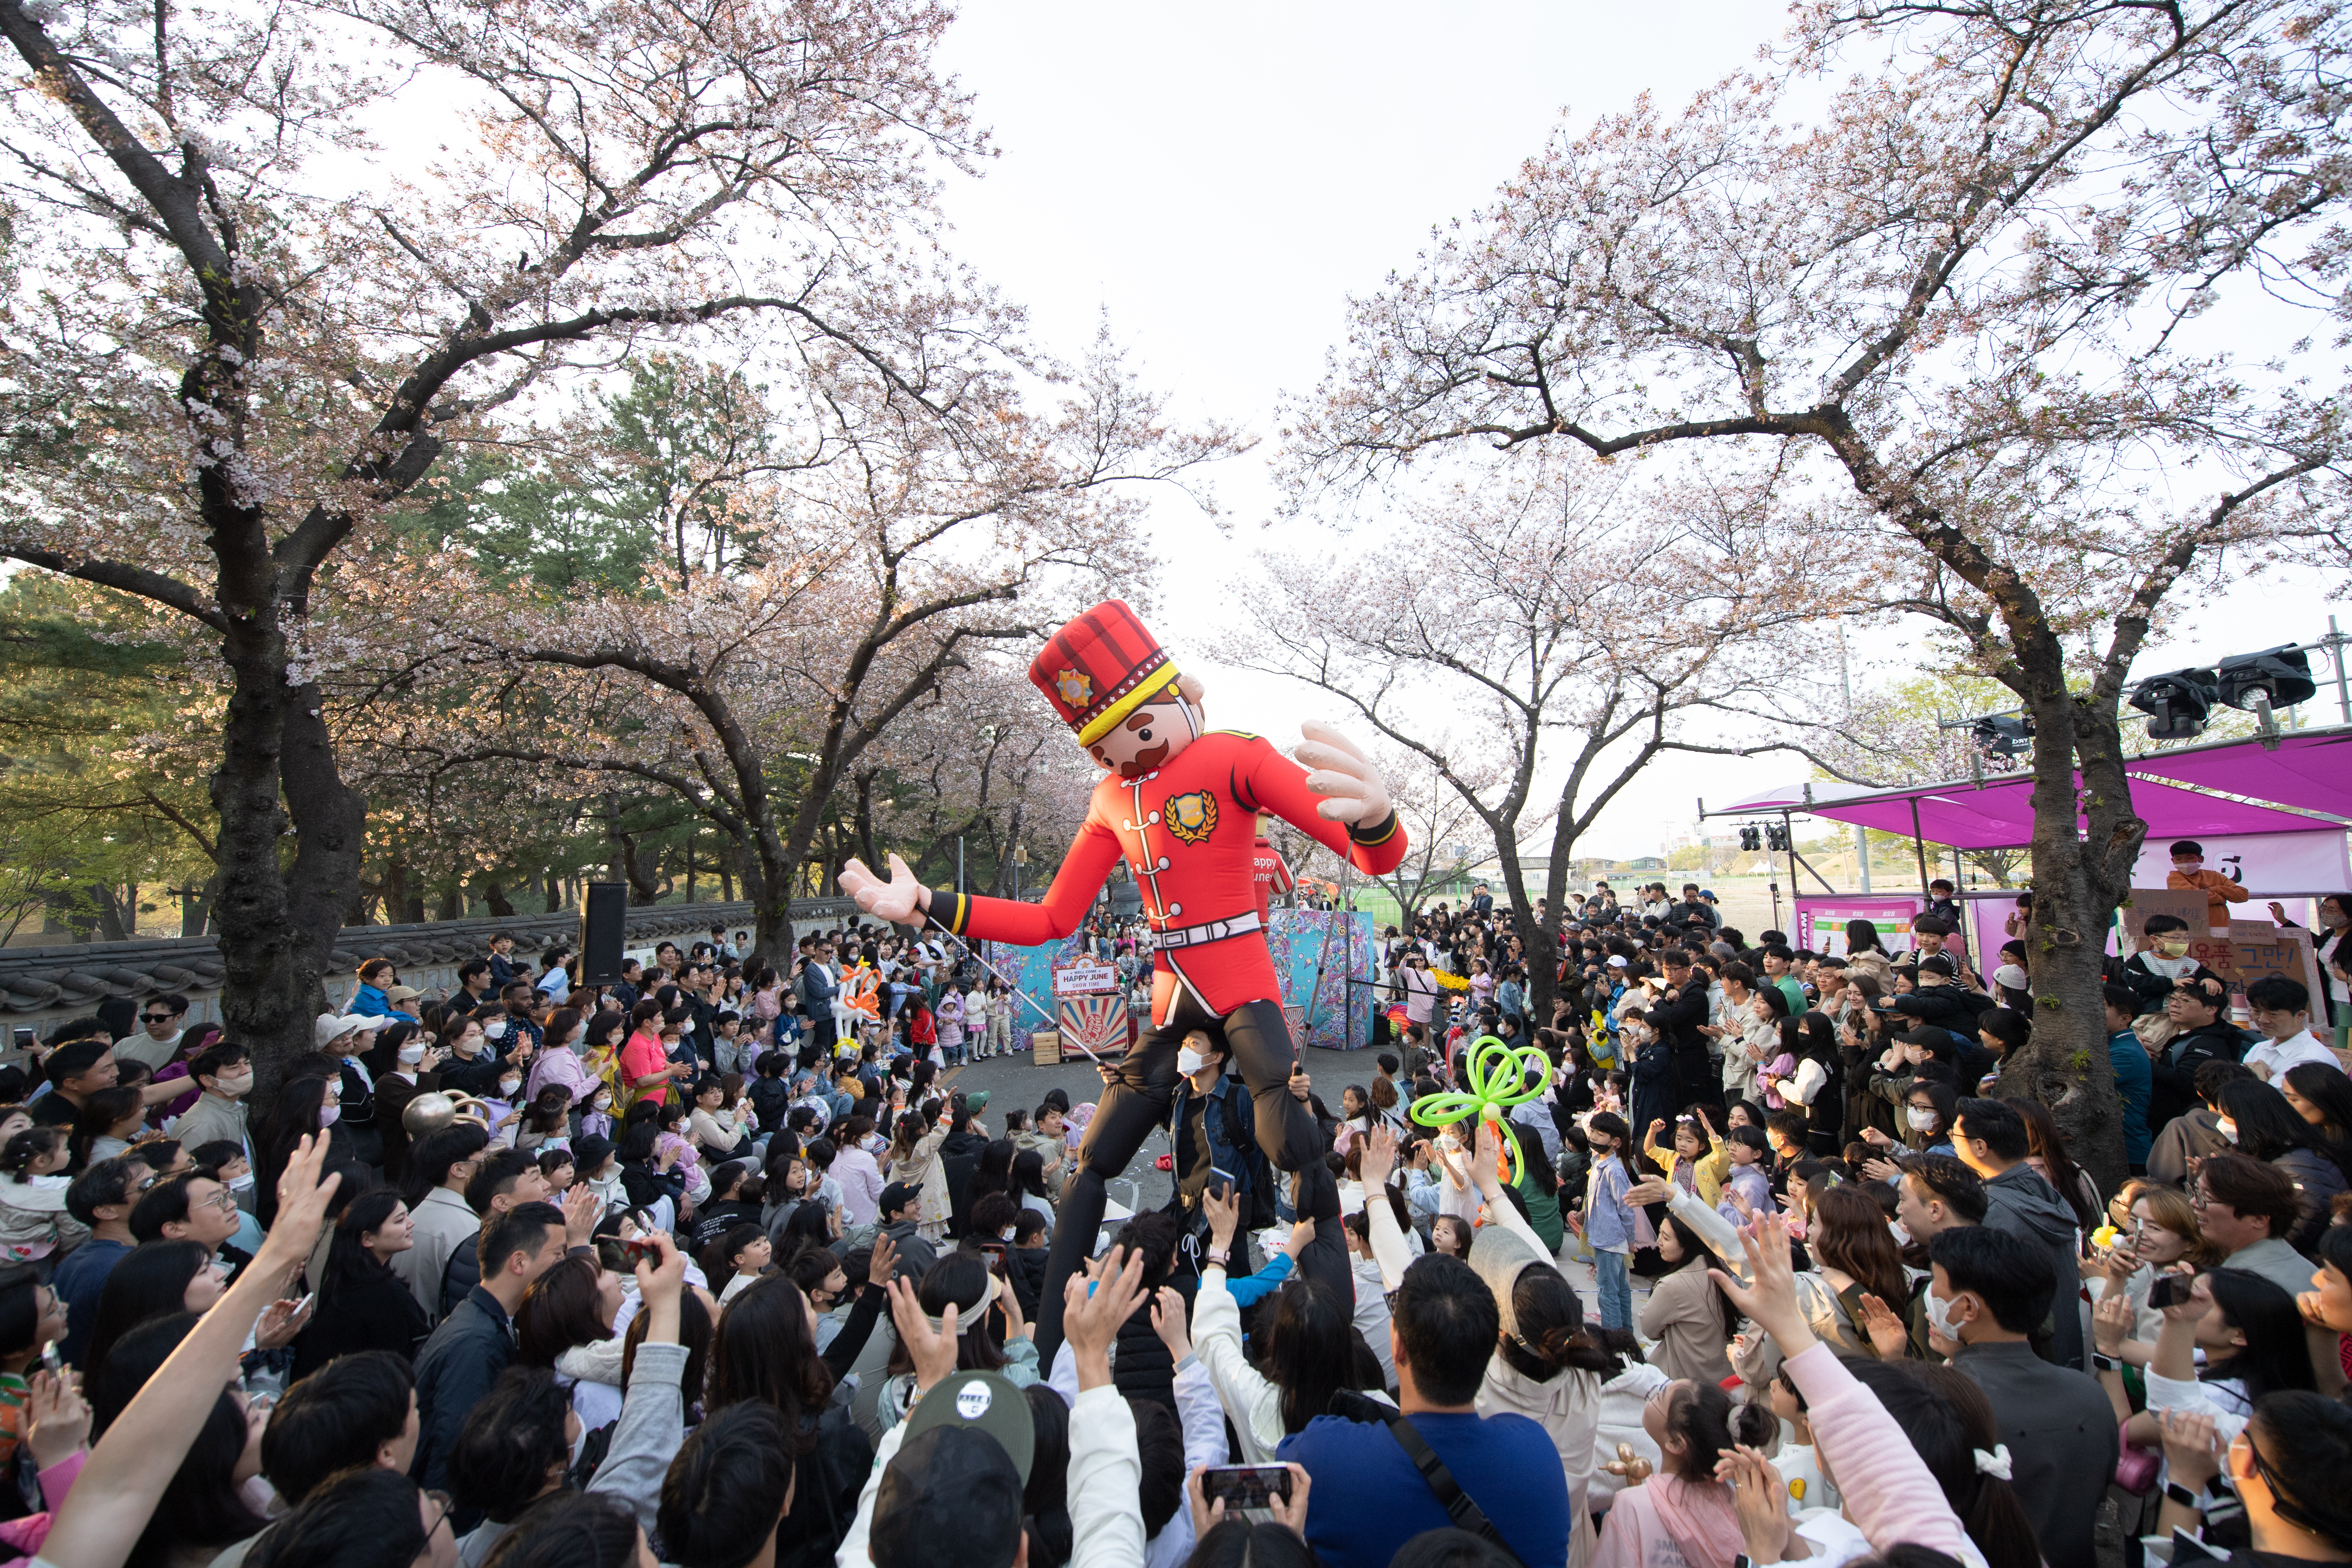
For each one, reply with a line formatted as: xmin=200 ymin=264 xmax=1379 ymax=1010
xmin=1641 ymin=1130 xmax=1729 ymax=1209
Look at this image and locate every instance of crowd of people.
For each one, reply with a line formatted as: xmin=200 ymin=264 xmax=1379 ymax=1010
xmin=0 ymin=872 xmax=2344 ymax=1568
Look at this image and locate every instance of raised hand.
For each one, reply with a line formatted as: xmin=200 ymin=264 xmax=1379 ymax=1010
xmin=1204 ymin=1184 xmax=1241 ymax=1252
xmin=1715 ymin=1445 xmax=1794 ymax=1563
xmin=1359 ymin=1125 xmax=1397 ymax=1189
xmin=2159 ymin=1409 xmax=2223 ymax=1493
xmin=886 ymin=1276 xmax=960 ymax=1394
xmin=1854 ymin=1292 xmax=1911 ymax=1359
xmin=1711 ymin=1214 xmax=1808 ymax=1353
xmin=2092 ymin=1293 xmax=2134 ymax=1357
xmin=1294 ymin=723 xmax=1392 ymax=827
xmin=23 ymin=1370 xmax=89 ymax=1471
xmin=1623 ymin=1176 xmax=1676 ymax=1208
xmin=1150 ymin=1286 xmax=1193 ymax=1361
xmin=839 ymin=853 xmax=926 ymax=926
xmin=867 ymin=1233 xmax=899 ymax=1288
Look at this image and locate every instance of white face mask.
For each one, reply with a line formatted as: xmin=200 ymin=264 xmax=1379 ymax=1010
xmin=2217 ymin=1119 xmax=2238 ymax=1144
xmin=397 ymin=1043 xmax=426 ymax=1065
xmin=1176 ymin=1046 xmax=1206 ymax=1076
xmin=228 ymin=1171 xmax=255 ymax=1192
xmin=498 ymin=1080 xmax=521 ymax=1098
xmin=317 ymin=1105 xmax=342 ymax=1127
xmin=592 ymin=1094 xmax=612 ymax=1111
xmin=485 ymin=1019 xmax=509 ymax=1040
xmin=217 ymin=1071 xmax=254 ymax=1098
xmin=1924 ymin=1283 xmax=1967 ymax=1340
xmin=1907 ymin=1107 xmax=1938 ymax=1132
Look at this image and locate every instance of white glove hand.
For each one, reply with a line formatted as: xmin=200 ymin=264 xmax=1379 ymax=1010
xmin=838 ymin=853 xmax=926 ymax=924
xmin=1295 ymin=722 xmax=1392 ymax=828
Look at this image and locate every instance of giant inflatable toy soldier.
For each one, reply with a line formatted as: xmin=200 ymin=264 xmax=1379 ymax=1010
xmin=841 ymin=600 xmax=1408 ymax=1352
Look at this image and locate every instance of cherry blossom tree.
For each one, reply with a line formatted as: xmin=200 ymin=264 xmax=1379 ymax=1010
xmin=1288 ymin=0 xmax=2352 ymax=1174
xmin=0 ymin=0 xmax=1076 ymax=1076
xmin=1239 ymin=453 xmax=1824 ymax=1023
xmin=376 ymin=339 xmax=1235 ymax=966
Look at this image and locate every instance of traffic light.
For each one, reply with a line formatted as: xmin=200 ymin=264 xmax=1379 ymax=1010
xmin=2128 ymin=667 xmax=2218 ymax=741
xmin=1739 ymin=824 xmax=1761 ymax=852
xmin=1971 ymin=714 xmax=2033 ymax=760
xmin=2216 ymin=645 xmax=2317 ymax=712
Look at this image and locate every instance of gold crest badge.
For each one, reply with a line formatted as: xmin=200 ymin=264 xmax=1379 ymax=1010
xmin=1054 ymin=668 xmax=1092 ymax=708
xmin=1163 ymin=789 xmax=1218 ymax=846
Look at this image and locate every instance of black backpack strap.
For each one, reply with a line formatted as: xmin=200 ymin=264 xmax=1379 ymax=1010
xmin=1384 ymin=1415 xmax=1527 ymax=1565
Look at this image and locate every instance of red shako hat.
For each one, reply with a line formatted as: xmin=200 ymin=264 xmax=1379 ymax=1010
xmin=1029 ymin=600 xmax=1181 ymax=746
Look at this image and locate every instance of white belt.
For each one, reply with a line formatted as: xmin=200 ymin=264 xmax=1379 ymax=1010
xmin=1151 ymin=912 xmax=1263 ymax=951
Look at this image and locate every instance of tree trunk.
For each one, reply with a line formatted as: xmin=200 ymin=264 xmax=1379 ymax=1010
xmin=181 ymin=871 xmax=218 ymax=939
xmin=483 ymin=879 xmax=517 ymax=917
xmin=545 ymin=868 xmax=563 ymax=914
xmin=2000 ymin=645 xmax=2135 ymax=1190
xmin=210 ymin=626 xmax=368 ymax=1094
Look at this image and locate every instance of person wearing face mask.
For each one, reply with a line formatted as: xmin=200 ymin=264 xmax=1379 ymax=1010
xmin=315 ymin=1012 xmax=384 ymax=1168
xmin=2121 ymin=913 xmax=2227 ymax=1016
xmin=436 ymin=1015 xmax=504 ymax=1102
xmin=375 ymin=1022 xmax=448 ymax=1190
xmin=1162 ymin=1028 xmax=1281 ymax=1279
xmin=1929 ymin=1225 xmax=2119 ymax=1568
xmin=2167 ymin=839 xmax=2250 ymax=931
xmin=165 ymin=1041 xmax=256 ymax=1166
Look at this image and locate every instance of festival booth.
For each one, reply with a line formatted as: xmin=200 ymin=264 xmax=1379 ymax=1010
xmin=1706 ymin=725 xmax=2352 ymax=1003
xmin=976 ymin=908 xmax=1378 ymax=1056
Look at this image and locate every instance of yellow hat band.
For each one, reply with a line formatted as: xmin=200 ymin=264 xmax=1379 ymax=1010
xmin=1075 ymin=659 xmax=1179 ymax=747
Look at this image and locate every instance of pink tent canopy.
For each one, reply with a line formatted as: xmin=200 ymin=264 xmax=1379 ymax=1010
xmin=1714 ymin=725 xmax=2352 ymax=849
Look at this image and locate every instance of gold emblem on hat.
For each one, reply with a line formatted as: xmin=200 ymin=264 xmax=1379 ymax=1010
xmin=1055 ymin=668 xmax=1092 ymax=708
xmin=1164 ymin=790 xmax=1218 ymax=846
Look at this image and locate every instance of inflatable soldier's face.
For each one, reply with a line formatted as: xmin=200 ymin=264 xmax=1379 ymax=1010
xmin=1085 ymin=681 xmax=1201 ymax=779
xmin=1027 ymin=600 xmax=1204 ymax=780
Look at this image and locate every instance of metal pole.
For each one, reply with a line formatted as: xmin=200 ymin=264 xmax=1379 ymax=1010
xmin=2328 ymin=616 xmax=2351 ymax=725
xmin=1909 ymin=798 xmax=1933 ymax=896
xmin=1856 ymin=825 xmax=1872 ymax=894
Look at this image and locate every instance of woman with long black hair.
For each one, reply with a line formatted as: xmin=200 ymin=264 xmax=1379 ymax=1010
xmin=1641 ymin=1209 xmax=1743 ymax=1386
xmin=705 ymin=1241 xmax=893 ymax=1568
xmin=2219 ymin=1079 xmax=2348 ymax=1251
xmin=291 ymin=1187 xmax=429 ymax=1375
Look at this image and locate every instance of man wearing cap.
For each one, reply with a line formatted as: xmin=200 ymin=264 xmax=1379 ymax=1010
xmin=843 ymin=599 xmax=1407 ymax=1354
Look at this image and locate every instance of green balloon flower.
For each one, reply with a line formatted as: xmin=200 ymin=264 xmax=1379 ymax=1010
xmin=1409 ymin=1034 xmax=1551 ymax=1183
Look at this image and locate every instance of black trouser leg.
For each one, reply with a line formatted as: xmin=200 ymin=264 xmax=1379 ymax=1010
xmin=1288 ymin=1157 xmax=1352 ymax=1309
xmin=1031 ymin=1024 xmax=1182 ymax=1365
xmin=1221 ymin=996 xmax=1320 ymax=1173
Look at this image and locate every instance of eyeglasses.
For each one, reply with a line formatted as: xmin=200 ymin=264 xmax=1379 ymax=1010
xmin=423 ymin=1489 xmax=454 ymax=1541
xmin=196 ymin=1190 xmax=240 ymax=1214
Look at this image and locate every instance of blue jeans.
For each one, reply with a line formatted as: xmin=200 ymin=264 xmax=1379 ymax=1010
xmin=1594 ymin=1249 xmax=1632 ymax=1331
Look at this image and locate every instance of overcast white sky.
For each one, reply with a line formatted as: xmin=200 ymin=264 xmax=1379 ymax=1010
xmin=929 ymin=1 xmax=2352 ymax=859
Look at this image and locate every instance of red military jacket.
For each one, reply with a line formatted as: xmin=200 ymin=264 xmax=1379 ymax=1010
xmin=929 ymin=732 xmax=1407 ymax=1021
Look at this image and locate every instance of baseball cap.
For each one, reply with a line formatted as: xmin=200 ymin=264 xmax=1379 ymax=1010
xmin=879 ymin=1181 xmax=923 ymax=1215
xmin=964 ymin=1090 xmax=991 ymax=1113
xmin=870 ymin=1417 xmax=1027 ymax=1568
xmin=1606 ymin=955 xmax=1628 ymax=969
xmin=386 ymin=985 xmax=423 ymax=1004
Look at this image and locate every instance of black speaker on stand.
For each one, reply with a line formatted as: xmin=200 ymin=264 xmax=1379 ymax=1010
xmin=580 ymin=882 xmax=629 ymax=985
